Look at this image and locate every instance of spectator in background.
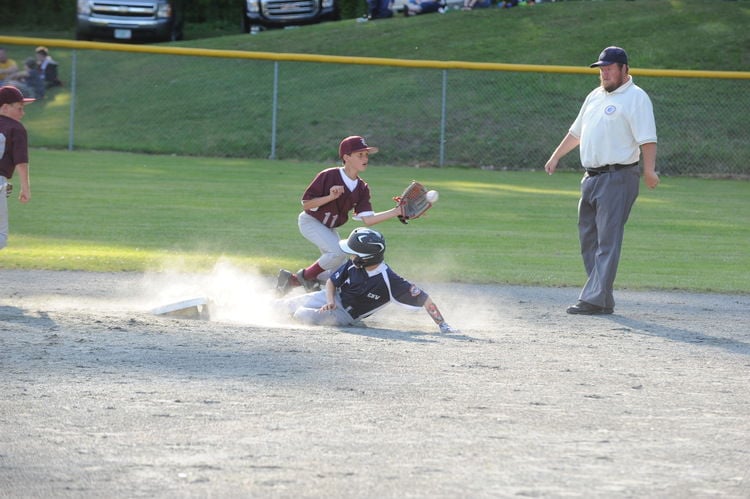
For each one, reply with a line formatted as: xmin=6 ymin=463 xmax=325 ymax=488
xmin=462 ymin=0 xmax=491 ymax=11
xmin=5 ymin=58 xmax=45 ymax=100
xmin=0 ymin=48 xmax=19 ymax=83
xmin=35 ymin=46 xmax=62 ymax=88
xmin=366 ymin=0 xmax=394 ymax=19
xmin=403 ymin=0 xmax=447 ymax=16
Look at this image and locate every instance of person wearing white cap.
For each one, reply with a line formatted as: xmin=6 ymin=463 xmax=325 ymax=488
xmin=544 ymin=46 xmax=659 ymax=315
xmin=0 ymin=85 xmax=35 ymax=250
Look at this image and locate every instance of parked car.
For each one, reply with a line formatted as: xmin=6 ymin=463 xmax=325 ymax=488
xmin=76 ymin=0 xmax=185 ymax=42
xmin=242 ymin=0 xmax=340 ymax=34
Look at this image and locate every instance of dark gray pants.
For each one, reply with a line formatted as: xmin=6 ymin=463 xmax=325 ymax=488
xmin=577 ymin=167 xmax=640 ymax=309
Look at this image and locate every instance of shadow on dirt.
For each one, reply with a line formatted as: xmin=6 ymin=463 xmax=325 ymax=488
xmin=0 ymin=305 xmax=58 ymax=331
xmin=607 ymin=315 xmax=750 ymax=356
xmin=342 ymin=325 xmax=482 ymax=343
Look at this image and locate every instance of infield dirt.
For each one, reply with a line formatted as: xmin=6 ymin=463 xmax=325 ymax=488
xmin=1 ymin=267 xmax=748 ymax=498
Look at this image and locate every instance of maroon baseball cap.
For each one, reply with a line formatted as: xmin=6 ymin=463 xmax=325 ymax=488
xmin=0 ymin=85 xmax=35 ymax=106
xmin=339 ymin=136 xmax=379 ymax=159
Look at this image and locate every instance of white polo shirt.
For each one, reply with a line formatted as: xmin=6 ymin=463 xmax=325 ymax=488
xmin=570 ymin=76 xmax=657 ymax=169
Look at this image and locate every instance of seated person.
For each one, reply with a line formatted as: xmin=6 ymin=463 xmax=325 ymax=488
xmin=5 ymin=58 xmax=45 ymax=100
xmin=276 ymin=227 xmax=461 ymax=334
xmin=0 ymin=47 xmax=19 ymax=83
xmin=35 ymin=46 xmax=62 ymax=88
xmin=367 ymin=0 xmax=394 ymax=19
xmin=462 ymin=0 xmax=491 ymax=10
xmin=404 ymin=0 xmax=446 ymax=15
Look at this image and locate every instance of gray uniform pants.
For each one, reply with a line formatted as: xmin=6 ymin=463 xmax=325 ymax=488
xmin=577 ymin=167 xmax=640 ymax=309
xmin=278 ymin=289 xmax=356 ymax=327
xmin=0 ymin=177 xmax=9 ymax=250
xmin=298 ymin=211 xmax=349 ymax=274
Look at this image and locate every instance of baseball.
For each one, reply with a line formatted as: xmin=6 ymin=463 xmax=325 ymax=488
xmin=426 ymin=190 xmax=439 ymax=203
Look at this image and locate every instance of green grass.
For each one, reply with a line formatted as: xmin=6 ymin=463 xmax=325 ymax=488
xmin=9 ymin=1 xmax=748 ymax=68
xmin=2 ymin=1 xmax=749 ymax=292
xmin=216 ymin=1 xmax=748 ymax=70
xmin=4 ymin=0 xmax=750 ymax=171
xmin=3 ymin=149 xmax=748 ymax=294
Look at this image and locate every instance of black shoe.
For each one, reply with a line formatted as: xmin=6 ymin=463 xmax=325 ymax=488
xmin=275 ymin=269 xmax=294 ymax=296
xmin=566 ymin=300 xmax=613 ymax=315
xmin=296 ymin=269 xmax=321 ymax=292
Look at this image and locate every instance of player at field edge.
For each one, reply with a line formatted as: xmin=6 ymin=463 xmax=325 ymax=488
xmin=544 ymin=46 xmax=659 ymax=315
xmin=276 ymin=227 xmax=461 ymax=334
xmin=0 ymin=85 xmax=35 ymax=250
xmin=276 ymin=135 xmax=403 ymax=296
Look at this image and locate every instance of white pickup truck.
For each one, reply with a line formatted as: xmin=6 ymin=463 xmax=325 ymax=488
xmin=242 ymin=0 xmax=340 ymax=34
xmin=76 ymin=0 xmax=185 ymax=42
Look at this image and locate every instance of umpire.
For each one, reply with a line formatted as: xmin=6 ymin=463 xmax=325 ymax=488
xmin=544 ymin=46 xmax=659 ymax=315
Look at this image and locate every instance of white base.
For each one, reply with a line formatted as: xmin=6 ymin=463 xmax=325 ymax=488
xmin=151 ymin=297 xmax=212 ymax=320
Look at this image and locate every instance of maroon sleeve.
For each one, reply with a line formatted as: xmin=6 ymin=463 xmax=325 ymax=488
xmin=0 ymin=118 xmax=29 ymax=179
xmin=13 ymin=126 xmax=29 ymax=165
xmin=302 ymin=168 xmax=336 ymax=202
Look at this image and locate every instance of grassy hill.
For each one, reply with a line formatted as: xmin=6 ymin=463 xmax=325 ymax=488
xmin=5 ymin=0 xmax=750 ymax=170
xmin=183 ymin=0 xmax=750 ymax=71
xmin=11 ymin=0 xmax=747 ymax=69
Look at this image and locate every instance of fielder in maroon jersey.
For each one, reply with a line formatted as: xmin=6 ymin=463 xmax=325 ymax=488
xmin=276 ymin=135 xmax=403 ymax=296
xmin=0 ymin=85 xmax=34 ymax=251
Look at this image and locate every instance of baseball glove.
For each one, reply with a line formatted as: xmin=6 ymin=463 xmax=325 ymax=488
xmin=394 ymin=180 xmax=432 ymax=224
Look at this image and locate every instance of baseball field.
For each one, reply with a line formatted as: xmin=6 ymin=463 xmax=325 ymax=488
xmin=3 ymin=0 xmax=750 ymax=495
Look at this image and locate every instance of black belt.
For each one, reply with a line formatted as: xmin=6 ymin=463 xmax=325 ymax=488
xmin=585 ymin=162 xmax=638 ymax=176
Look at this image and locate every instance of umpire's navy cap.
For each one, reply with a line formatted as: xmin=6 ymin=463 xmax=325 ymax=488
xmin=339 ymin=136 xmax=379 ymax=159
xmin=590 ymin=46 xmax=629 ymax=67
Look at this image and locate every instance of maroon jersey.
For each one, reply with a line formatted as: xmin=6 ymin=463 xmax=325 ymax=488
xmin=0 ymin=116 xmax=29 ymax=179
xmin=302 ymin=167 xmax=373 ymax=228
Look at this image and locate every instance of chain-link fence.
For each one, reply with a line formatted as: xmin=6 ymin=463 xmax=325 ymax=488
xmin=8 ymin=39 xmax=750 ymax=175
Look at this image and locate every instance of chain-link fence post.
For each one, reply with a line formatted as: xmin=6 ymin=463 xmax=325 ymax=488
xmin=68 ymin=50 xmax=77 ymax=152
xmin=440 ymin=69 xmax=447 ymax=167
xmin=270 ymin=61 xmax=279 ymax=160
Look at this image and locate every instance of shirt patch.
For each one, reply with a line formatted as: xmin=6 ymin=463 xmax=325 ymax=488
xmin=605 ymin=105 xmax=617 ymax=115
xmin=409 ymin=285 xmax=423 ymax=297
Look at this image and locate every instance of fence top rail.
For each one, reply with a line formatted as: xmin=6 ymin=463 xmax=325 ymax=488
xmin=2 ymin=36 xmax=749 ymax=80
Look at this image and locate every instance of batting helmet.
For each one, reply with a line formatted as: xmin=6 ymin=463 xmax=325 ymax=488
xmin=339 ymin=228 xmax=386 ymax=267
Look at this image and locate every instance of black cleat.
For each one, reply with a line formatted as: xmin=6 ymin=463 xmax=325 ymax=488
xmin=275 ymin=269 xmax=294 ymax=296
xmin=566 ymin=301 xmax=614 ymax=315
xmin=296 ymin=269 xmax=321 ymax=292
